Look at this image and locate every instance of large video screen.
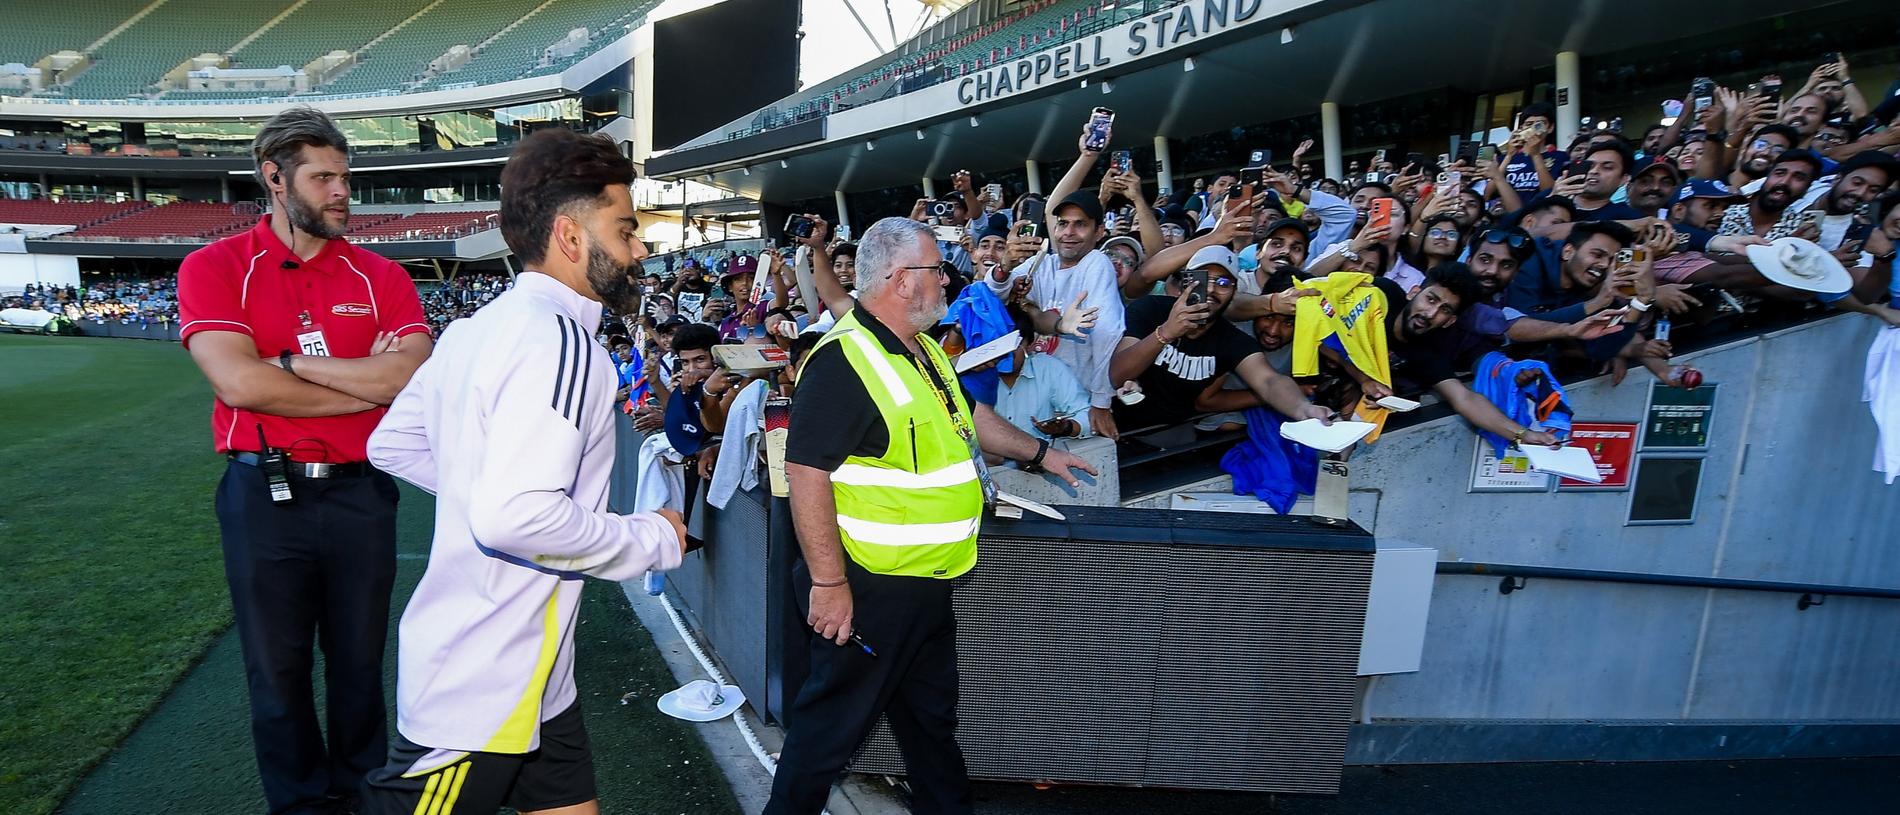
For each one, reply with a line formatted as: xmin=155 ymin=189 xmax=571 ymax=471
xmin=651 ymin=0 xmax=800 ymax=151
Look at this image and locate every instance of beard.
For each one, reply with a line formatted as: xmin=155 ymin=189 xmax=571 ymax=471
xmin=284 ymin=187 xmax=346 ymax=240
xmin=1759 ymin=184 xmax=1797 ymax=213
xmin=584 ymin=239 xmax=641 ymax=315
xmin=906 ymin=293 xmax=947 ymax=334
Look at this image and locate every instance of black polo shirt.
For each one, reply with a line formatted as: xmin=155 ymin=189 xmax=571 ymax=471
xmin=786 ymin=306 xmax=972 ymax=472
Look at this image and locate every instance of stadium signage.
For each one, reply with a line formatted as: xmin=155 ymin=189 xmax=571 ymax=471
xmin=955 ymin=0 xmax=1270 ymax=106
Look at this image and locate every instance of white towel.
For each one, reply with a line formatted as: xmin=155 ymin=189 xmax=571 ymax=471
xmin=708 ymin=381 xmax=769 ymax=509
xmin=1866 ymin=326 xmax=1900 ymax=485
xmin=634 ymin=432 xmax=686 ymax=513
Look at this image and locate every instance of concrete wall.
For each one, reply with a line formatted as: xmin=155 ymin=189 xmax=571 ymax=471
xmin=1350 ymin=315 xmax=1900 ymax=725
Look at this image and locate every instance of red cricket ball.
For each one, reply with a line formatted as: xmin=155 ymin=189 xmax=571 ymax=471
xmin=1679 ymin=368 xmax=1703 ymax=389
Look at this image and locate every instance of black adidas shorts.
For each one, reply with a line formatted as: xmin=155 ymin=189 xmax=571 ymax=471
xmin=361 ymin=703 xmax=596 ymax=814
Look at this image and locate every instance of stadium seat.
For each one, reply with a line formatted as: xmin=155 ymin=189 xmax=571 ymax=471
xmin=61 ymin=0 xmax=304 ymax=99
xmin=346 ymin=209 xmax=499 ymax=241
xmin=0 ymin=199 xmax=150 ymax=227
xmin=413 ymin=0 xmax=663 ymax=91
xmin=66 ymin=202 xmax=257 ymax=240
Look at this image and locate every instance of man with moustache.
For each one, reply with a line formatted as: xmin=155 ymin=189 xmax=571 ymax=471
xmin=766 ymin=217 xmax=1095 ymax=815
xmin=1714 ymin=124 xmax=1799 ymax=190
xmin=1627 ymin=156 xmax=1686 ymax=217
xmin=1717 ymin=150 xmax=1825 ymax=239
xmin=360 ymin=129 xmax=689 ymax=814
xmin=178 ymin=106 xmax=433 ymax=815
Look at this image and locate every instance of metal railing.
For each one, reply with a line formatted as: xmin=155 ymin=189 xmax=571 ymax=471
xmin=1437 ymin=561 xmax=1900 ymax=608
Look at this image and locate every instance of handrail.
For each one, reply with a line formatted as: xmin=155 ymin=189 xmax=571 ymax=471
xmin=1436 ymin=561 xmax=1900 ymax=605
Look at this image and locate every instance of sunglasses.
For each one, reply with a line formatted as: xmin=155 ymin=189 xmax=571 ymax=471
xmin=1479 ymin=229 xmax=1530 ymax=249
xmin=734 ymin=324 xmax=769 ymax=340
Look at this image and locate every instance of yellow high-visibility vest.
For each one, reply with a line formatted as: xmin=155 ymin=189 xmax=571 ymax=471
xmin=803 ymin=309 xmax=983 ymax=578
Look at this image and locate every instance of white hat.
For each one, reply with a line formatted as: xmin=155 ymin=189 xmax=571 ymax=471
xmin=1186 ymin=245 xmax=1238 ymax=277
xmin=657 ymin=679 xmax=745 ymax=722
xmin=1744 ymin=237 xmax=1851 ymax=294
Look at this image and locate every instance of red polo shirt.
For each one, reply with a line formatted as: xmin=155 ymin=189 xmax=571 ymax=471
xmin=178 ymin=215 xmax=430 ymax=463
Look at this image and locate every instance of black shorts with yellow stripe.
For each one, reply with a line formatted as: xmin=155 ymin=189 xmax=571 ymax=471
xmin=361 ymin=702 xmax=596 ymax=814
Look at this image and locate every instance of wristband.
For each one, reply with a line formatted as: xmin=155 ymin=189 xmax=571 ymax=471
xmin=279 ymin=350 xmax=296 ymax=378
xmin=1024 ymin=438 xmax=1051 ymax=473
xmin=1627 ymin=298 xmax=1652 ymax=313
xmin=811 ymin=575 xmax=848 ymax=588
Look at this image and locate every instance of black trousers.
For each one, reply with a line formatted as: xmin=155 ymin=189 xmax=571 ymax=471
xmin=764 ymin=557 xmax=972 ymax=815
xmin=216 ymin=460 xmax=399 ymax=815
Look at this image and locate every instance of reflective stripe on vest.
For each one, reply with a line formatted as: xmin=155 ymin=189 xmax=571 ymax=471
xmin=810 ymin=310 xmax=983 ymax=579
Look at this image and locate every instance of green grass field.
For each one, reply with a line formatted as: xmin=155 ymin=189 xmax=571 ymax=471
xmin=0 ymin=334 xmax=737 ymax=814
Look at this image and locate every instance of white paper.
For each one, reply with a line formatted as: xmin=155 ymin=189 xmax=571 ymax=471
xmin=1521 ymin=444 xmax=1603 ymax=483
xmin=1376 ymin=396 xmax=1420 ymax=412
xmin=954 ymin=330 xmax=1021 ymax=373
xmin=996 ymin=491 xmax=1065 ymax=520
xmin=1279 ymin=419 xmax=1377 ymax=453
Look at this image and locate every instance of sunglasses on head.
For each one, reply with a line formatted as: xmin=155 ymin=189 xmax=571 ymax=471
xmin=1480 ymin=229 xmax=1530 ymax=249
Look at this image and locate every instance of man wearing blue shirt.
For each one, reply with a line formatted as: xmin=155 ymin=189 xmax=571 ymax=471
xmin=992 ymin=343 xmax=1093 ymax=441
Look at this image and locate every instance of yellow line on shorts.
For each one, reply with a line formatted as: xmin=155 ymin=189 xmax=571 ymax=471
xmin=411 ymin=771 xmax=441 ymax=815
xmin=440 ymin=762 xmax=472 ymax=813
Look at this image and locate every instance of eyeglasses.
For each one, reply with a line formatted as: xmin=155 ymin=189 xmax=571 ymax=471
xmin=886 ymin=262 xmax=954 ymax=280
xmin=1750 ymin=139 xmax=1788 ymax=155
xmin=1480 ymin=229 xmax=1530 ymax=249
xmin=1426 ymin=228 xmax=1460 ymax=241
xmin=1813 ymin=131 xmax=1846 ymax=144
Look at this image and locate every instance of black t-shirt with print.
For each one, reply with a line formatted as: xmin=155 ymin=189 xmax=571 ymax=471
xmin=1115 ymin=294 xmax=1259 ymax=429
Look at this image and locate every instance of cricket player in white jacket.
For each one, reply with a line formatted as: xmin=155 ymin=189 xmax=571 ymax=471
xmin=361 ymin=129 xmax=688 ymax=815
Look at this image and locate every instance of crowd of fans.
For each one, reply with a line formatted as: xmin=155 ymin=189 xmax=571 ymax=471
xmin=602 ymin=52 xmax=1900 ymax=506
xmin=418 ymin=273 xmax=513 ymax=333
xmin=4 ymin=278 xmax=181 ymax=326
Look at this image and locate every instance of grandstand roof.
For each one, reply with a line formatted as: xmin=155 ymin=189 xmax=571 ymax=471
xmin=650 ymin=0 xmax=1836 ymax=202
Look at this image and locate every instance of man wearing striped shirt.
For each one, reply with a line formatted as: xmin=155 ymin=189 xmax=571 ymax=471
xmin=361 ymin=130 xmax=687 ymax=815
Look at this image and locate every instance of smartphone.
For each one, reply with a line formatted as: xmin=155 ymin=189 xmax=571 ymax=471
xmin=1457 ymin=141 xmax=1480 ymax=165
xmin=783 ymin=214 xmax=814 ymax=239
xmin=1798 ymin=209 xmax=1825 ymax=232
xmin=928 ymin=199 xmax=959 ymax=220
xmin=1405 ymin=152 xmax=1426 ymax=171
xmin=1691 ymin=76 xmax=1715 ymax=112
xmin=1184 ymin=268 xmax=1209 ymax=306
xmin=1366 ymin=198 xmax=1395 ymax=233
xmin=1245 ymin=148 xmax=1272 ymax=169
xmin=1615 ymin=248 xmax=1635 ymax=266
xmin=1477 ymin=144 xmax=1498 ymax=164
xmin=1084 ymin=107 xmax=1115 ymax=152
xmin=1759 ymin=76 xmax=1782 ymax=99
xmin=1436 ymin=152 xmax=1451 ymax=168
xmin=1015 ymin=219 xmax=1040 ymax=239
xmin=1631 ymin=246 xmax=1648 ymax=264
xmin=1373 ymin=149 xmax=1387 ymax=166
xmin=930 ymin=224 xmax=963 ymax=244
xmin=1445 ymin=170 xmax=1462 ymax=188
xmin=1824 ymin=51 xmax=1842 ymax=65
xmin=1110 ymin=149 xmax=1133 ymax=175
xmin=986 ymin=182 xmax=1003 ymax=201
xmin=1020 ymin=196 xmax=1045 ymax=226
xmin=1236 ymin=182 xmax=1256 ymax=217
xmin=1531 ymin=120 xmax=1548 ymax=136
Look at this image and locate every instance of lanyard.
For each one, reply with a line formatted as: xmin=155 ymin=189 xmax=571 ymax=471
xmin=906 ymin=336 xmax=996 ymax=504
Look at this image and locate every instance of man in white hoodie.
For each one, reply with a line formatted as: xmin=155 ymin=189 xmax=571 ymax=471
xmin=361 ymin=129 xmax=687 ymax=815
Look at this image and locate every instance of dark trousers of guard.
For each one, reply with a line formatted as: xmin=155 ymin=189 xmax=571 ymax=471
xmin=216 ymin=460 xmax=399 ymax=815
xmin=765 ymin=557 xmax=972 ymax=815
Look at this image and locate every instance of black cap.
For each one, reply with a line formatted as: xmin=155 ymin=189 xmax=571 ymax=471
xmin=1522 ymin=195 xmax=1578 ymax=219
xmin=1052 ymin=191 xmax=1105 ymax=224
xmin=975 ymin=212 xmax=1011 ymax=241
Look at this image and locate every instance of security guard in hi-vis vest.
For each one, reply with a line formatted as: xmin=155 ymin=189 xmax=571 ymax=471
xmin=765 ymin=218 xmax=1095 ymax=815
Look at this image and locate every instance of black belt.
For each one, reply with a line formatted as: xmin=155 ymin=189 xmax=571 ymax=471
xmin=228 ymin=452 xmax=373 ymax=479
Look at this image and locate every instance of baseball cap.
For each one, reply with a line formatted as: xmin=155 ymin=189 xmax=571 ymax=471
xmin=975 ymin=212 xmax=1011 ymax=242
xmin=1186 ymin=245 xmax=1238 ymax=277
xmin=1102 ymin=235 xmax=1146 ymax=265
xmin=1671 ymin=178 xmax=1745 ymax=207
xmin=1632 ymin=154 xmax=1683 ymax=184
xmin=722 ymin=254 xmax=757 ymax=281
xmin=1052 ymin=191 xmax=1105 ymax=224
xmin=655 ymin=315 xmax=687 ymax=331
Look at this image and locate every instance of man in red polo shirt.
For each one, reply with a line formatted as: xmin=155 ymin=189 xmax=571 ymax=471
xmin=178 ymin=106 xmax=432 ymax=815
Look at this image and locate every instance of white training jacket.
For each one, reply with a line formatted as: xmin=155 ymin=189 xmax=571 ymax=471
xmin=368 ymin=271 xmax=682 ymax=755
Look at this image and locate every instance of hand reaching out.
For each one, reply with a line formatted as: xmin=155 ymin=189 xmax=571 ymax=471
xmin=1056 ymin=291 xmax=1099 ymax=336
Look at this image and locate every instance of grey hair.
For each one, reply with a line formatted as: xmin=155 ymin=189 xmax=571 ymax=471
xmin=251 ymin=106 xmax=348 ymax=185
xmin=854 ymin=217 xmax=935 ymax=298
